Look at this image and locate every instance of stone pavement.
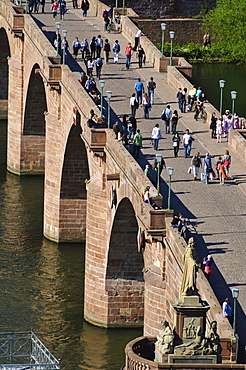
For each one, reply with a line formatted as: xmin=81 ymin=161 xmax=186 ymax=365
xmin=34 ymin=2 xmax=246 ymax=344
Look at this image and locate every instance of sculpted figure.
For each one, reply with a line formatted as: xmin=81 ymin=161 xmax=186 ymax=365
xmin=179 ymin=237 xmax=199 ymax=299
xmin=174 ymin=326 xmax=207 ymax=356
xmin=156 ymin=320 xmax=174 ymax=354
xmin=207 ymin=321 xmax=222 ymax=355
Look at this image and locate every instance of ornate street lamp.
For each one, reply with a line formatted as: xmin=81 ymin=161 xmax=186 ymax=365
xmin=56 ymin=22 xmax=61 ymax=57
xmin=167 ymin=166 xmax=174 ymax=210
xmin=99 ymin=80 xmax=105 ymax=119
xmin=219 ymin=79 xmax=225 ymax=116
xmin=231 ymin=91 xmax=237 ymax=116
xmin=169 ymin=31 xmax=175 ymax=66
xmin=62 ymin=30 xmax=68 ymax=65
xmin=161 ymin=23 xmax=166 ymax=57
xmin=232 ymin=288 xmax=239 ymax=338
xmin=106 ymin=90 xmax=112 ymax=129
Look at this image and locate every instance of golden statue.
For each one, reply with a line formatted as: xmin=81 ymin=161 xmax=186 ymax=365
xmin=179 ymin=237 xmax=199 ymax=299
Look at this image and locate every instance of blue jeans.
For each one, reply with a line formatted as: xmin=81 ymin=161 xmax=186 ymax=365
xmin=128 ymin=127 xmax=136 ymax=140
xmin=131 ymin=105 xmax=136 ymax=117
xmin=204 ymin=169 xmax=209 ymax=184
xmin=153 ymin=138 xmax=159 ymax=150
xmin=184 ymin=143 xmax=191 ymax=157
xmin=82 ymin=10 xmax=87 ymax=16
xmin=148 ymin=90 xmax=154 ymax=105
xmin=126 ymin=54 xmax=131 ymax=68
xmin=181 ymin=98 xmax=186 ymax=113
xmin=136 ymin=90 xmax=142 ymax=104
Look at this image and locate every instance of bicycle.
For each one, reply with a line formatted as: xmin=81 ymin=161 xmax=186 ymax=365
xmin=200 ymin=105 xmax=207 ymax=123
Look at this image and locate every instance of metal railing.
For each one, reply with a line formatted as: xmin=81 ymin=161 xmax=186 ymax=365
xmin=0 ymin=332 xmax=60 ymax=370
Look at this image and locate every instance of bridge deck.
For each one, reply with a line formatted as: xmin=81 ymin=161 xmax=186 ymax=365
xmin=32 ymin=2 xmax=246 ymax=342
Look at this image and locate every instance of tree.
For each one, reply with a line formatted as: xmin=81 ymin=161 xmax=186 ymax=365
xmin=204 ymin=0 xmax=246 ymax=62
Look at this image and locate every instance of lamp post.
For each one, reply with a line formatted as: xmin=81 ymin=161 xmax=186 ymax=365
xmin=167 ymin=166 xmax=174 ymax=210
xmin=56 ymin=22 xmax=61 ymax=57
xmin=161 ymin=23 xmax=166 ymax=57
xmin=169 ymin=31 xmax=175 ymax=66
xmin=106 ymin=90 xmax=112 ymax=129
xmin=25 ymin=0 xmax=29 ymax=13
xmin=62 ymin=30 xmax=67 ymax=65
xmin=122 ymin=0 xmax=125 ymax=15
xmin=156 ymin=154 xmax=162 ymax=196
xmin=232 ymin=288 xmax=239 ymax=338
xmin=219 ymin=79 xmax=225 ymax=116
xmin=231 ymin=91 xmax=237 ymax=116
xmin=99 ymin=80 xmax=105 ymax=119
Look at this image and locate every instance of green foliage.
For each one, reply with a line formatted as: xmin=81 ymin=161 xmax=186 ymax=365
xmin=203 ymin=0 xmax=246 ymax=62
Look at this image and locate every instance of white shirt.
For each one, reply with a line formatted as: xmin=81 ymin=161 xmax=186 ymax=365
xmin=152 ymin=127 xmax=162 ymax=139
xmin=183 ymin=133 xmax=192 ymax=145
xmin=136 ymin=30 xmax=142 ymax=38
xmin=130 ymin=96 xmax=136 ymax=106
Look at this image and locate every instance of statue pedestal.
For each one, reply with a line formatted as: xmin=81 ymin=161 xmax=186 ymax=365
xmin=168 ymin=354 xmax=218 ymax=364
xmin=171 ymin=295 xmax=210 ymax=341
xmin=155 ymin=349 xmax=168 ymax=363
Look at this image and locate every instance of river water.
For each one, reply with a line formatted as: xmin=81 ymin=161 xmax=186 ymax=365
xmin=192 ymin=64 xmax=246 ymax=118
xmin=0 ymin=119 xmax=141 ymax=369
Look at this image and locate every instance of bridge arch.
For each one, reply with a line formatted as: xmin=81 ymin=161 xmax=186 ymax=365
xmin=0 ymin=27 xmax=10 ymax=116
xmin=59 ymin=123 xmax=90 ymax=241
xmin=105 ymin=197 xmax=144 ymax=326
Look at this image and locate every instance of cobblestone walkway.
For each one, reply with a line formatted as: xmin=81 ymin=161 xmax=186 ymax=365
xmin=34 ymin=2 xmax=246 ymax=342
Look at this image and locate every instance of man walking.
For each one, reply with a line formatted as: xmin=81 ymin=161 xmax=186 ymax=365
xmin=151 ymin=123 xmax=162 ymax=151
xmin=147 ymin=77 xmax=156 ymax=105
xmin=103 ymin=39 xmax=111 ymax=64
xmin=133 ymin=129 xmax=142 ymax=159
xmin=162 ymin=105 xmax=172 ymax=134
xmin=112 ymin=40 xmax=120 ymax=64
xmin=135 ymin=78 xmax=144 ymax=104
xmin=182 ymin=129 xmax=193 ymax=158
xmin=125 ymin=42 xmax=133 ymax=69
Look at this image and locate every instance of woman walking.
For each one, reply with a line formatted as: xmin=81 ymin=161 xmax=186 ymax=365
xmin=172 ymin=132 xmax=180 ymax=157
xmin=171 ymin=110 xmax=179 ymax=134
xmin=190 ymin=151 xmax=201 ymax=181
xmin=137 ymin=45 xmax=145 ymax=68
xmin=130 ymin=93 xmax=138 ymax=118
xmin=72 ymin=37 xmax=81 ymax=60
xmin=216 ymin=117 xmax=223 ymax=143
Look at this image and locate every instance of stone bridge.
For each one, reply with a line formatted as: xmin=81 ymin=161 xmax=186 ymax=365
xmin=0 ymin=0 xmax=233 ymax=340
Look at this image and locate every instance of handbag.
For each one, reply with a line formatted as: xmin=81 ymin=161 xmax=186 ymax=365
xmin=201 ymin=173 xmax=205 ymax=181
xmin=187 ymin=167 xmax=192 ymax=174
xmin=161 ymin=111 xmax=166 ymax=121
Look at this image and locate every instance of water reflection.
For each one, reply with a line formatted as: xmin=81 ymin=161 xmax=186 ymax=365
xmin=0 ymin=119 xmax=142 ymax=369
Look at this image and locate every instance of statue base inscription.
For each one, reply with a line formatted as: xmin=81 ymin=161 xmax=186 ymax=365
xmin=168 ymin=355 xmax=218 ymax=364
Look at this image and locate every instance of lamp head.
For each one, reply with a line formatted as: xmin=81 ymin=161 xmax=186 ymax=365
xmin=106 ymin=90 xmax=112 ymax=99
xmin=99 ymin=80 xmax=105 ymax=89
xmin=169 ymin=31 xmax=175 ymax=39
xmin=161 ymin=23 xmax=166 ymax=31
xmin=167 ymin=166 xmax=174 ymax=176
xmin=219 ymin=79 xmax=225 ymax=88
xmin=231 ymin=91 xmax=237 ymax=100
xmin=232 ymin=287 xmax=239 ymax=299
xmin=156 ymin=153 xmax=162 ymax=163
xmin=62 ymin=30 xmax=67 ymax=38
xmin=56 ymin=22 xmax=61 ymax=30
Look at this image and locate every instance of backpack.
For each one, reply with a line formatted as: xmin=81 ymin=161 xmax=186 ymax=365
xmin=192 ymin=156 xmax=200 ymax=167
xmin=96 ymin=58 xmax=103 ymax=67
xmin=113 ymin=43 xmax=120 ymax=53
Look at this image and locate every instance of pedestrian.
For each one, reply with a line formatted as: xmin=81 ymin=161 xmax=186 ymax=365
xmin=59 ymin=0 xmax=66 ymax=20
xmin=130 ymin=93 xmax=138 ymax=118
xmin=194 ymin=100 xmax=202 ymax=121
xmin=202 ymin=152 xmax=212 ymax=184
xmin=79 ymin=71 xmax=87 ymax=87
xmin=133 ymin=29 xmax=143 ymax=51
xmin=103 ymin=39 xmax=111 ymax=64
xmin=53 ymin=31 xmax=61 ymax=55
xmin=210 ymin=112 xmax=217 ymax=139
xmin=112 ymin=40 xmax=120 ymax=64
xmin=40 ymin=0 xmax=45 ymax=13
xmin=95 ymin=57 xmax=103 ymax=79
xmin=51 ymin=0 xmax=58 ymax=19
xmin=181 ymin=87 xmax=187 ymax=113
xmin=72 ymin=0 xmax=78 ymax=9
xmin=122 ymin=114 xmax=129 ymax=135
xmin=72 ymin=37 xmax=81 ymax=60
xmin=112 ymin=121 xmax=120 ymax=139
xmin=133 ymin=129 xmax=142 ymax=159
xmin=187 ymin=85 xmax=196 ymax=111
xmin=218 ymin=159 xmax=227 ymax=185
xmin=135 ymin=78 xmax=144 ymax=105
xmin=182 ymin=129 xmax=193 ymax=158
xmin=103 ymin=12 xmax=110 ymax=32
xmin=81 ymin=38 xmax=89 ymax=60
xmin=171 ymin=110 xmax=179 ymax=134
xmin=142 ymin=186 xmax=151 ymax=203
xmin=216 ymin=117 xmax=223 ymax=143
xmin=222 ymin=298 xmax=232 ymax=324
xmin=128 ymin=116 xmax=137 ymax=141
xmin=203 ymin=255 xmax=212 ymax=280
xmin=125 ymin=42 xmax=133 ymax=69
xmin=147 ymin=77 xmax=156 ymax=105
xmin=86 ymin=58 xmax=94 ymax=76
xmin=90 ymin=36 xmax=97 ymax=59
xmin=177 ymin=88 xmax=183 ymax=112
xmin=142 ymin=93 xmax=150 ymax=119
xmin=151 ymin=123 xmax=162 ymax=151
xmin=179 ymin=219 xmax=190 ymax=244
xmin=96 ymin=35 xmax=103 ymax=58
xmin=161 ymin=105 xmax=172 ymax=134
xmin=137 ymin=45 xmax=145 ymax=68
xmin=196 ymin=86 xmax=202 ymax=100
xmin=223 ymin=150 xmax=231 ymax=178
xmin=144 ymin=165 xmax=151 ymax=179
xmin=190 ymin=151 xmax=201 ymax=181
xmin=172 ymin=132 xmax=180 ymax=157
xmin=33 ymin=0 xmax=40 ymax=13
xmin=60 ymin=35 xmax=69 ymax=64
xmin=81 ymin=0 xmax=89 ymax=16
xmin=108 ymin=4 xmax=113 ymax=20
